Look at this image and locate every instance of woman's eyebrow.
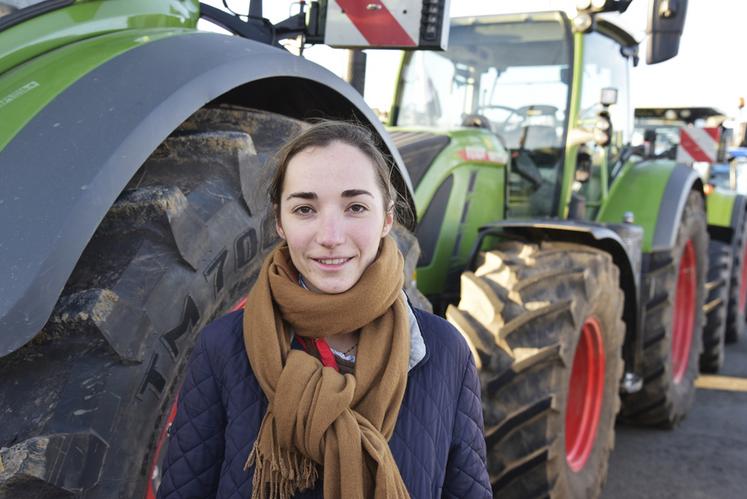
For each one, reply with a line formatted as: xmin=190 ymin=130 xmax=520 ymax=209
xmin=286 ymin=191 xmax=317 ymax=201
xmin=342 ymin=189 xmax=373 ymax=198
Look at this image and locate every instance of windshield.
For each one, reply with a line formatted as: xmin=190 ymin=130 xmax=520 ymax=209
xmin=395 ymin=16 xmax=570 ymax=146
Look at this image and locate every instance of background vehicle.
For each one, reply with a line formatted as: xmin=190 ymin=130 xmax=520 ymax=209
xmin=0 ymin=1 xmax=445 ymax=496
xmin=387 ymin=1 xmax=700 ymax=496
xmin=635 ymin=106 xmax=747 ymax=360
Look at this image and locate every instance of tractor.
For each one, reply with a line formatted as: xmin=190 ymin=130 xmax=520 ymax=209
xmin=635 ymin=106 xmax=747 ymax=362
xmin=387 ymin=0 xmax=702 ymax=496
xmin=0 ymin=0 xmax=445 ymax=496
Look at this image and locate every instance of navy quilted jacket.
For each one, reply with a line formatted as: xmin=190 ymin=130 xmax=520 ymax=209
xmin=157 ymin=307 xmax=491 ymax=499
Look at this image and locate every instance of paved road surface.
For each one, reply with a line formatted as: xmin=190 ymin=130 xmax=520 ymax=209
xmin=602 ymin=336 xmax=747 ymax=498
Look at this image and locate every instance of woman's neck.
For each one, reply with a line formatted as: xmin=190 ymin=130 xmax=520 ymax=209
xmin=326 ymin=331 xmax=359 ymax=355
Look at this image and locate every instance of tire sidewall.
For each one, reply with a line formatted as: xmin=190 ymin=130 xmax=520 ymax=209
xmin=558 ymin=265 xmax=622 ymax=498
xmin=668 ymin=193 xmax=707 ymax=417
xmin=728 ymin=212 xmax=747 ymax=342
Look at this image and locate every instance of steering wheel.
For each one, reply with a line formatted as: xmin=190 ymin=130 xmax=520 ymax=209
xmin=474 ymin=104 xmax=525 ymax=133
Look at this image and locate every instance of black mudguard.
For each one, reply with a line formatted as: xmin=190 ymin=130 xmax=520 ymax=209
xmin=652 ymin=164 xmax=704 ymax=251
xmin=0 ymin=32 xmax=414 ymax=357
xmin=472 ymin=219 xmax=641 ymax=370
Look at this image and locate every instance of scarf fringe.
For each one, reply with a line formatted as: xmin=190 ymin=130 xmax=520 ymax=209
xmin=245 ymin=439 xmax=318 ymax=499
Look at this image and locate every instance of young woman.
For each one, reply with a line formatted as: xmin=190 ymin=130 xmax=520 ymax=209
xmin=157 ymin=121 xmax=490 ymax=499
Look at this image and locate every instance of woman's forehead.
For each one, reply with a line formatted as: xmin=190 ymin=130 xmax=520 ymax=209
xmin=283 ymin=142 xmax=380 ymax=190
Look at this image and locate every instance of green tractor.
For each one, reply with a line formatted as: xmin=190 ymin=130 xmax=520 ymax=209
xmin=0 ymin=0 xmax=445 ymax=496
xmin=635 ymin=106 xmax=747 ymax=359
xmin=388 ymin=1 xmax=704 ymax=497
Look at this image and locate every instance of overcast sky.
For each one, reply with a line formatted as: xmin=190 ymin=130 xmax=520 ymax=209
xmin=204 ymin=1 xmax=747 ymax=117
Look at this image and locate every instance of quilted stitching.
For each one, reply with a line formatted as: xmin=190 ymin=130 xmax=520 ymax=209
xmin=157 ymin=310 xmax=491 ymax=499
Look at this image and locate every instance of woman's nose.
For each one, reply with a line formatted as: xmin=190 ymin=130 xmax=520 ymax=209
xmin=316 ymin=212 xmax=345 ymax=247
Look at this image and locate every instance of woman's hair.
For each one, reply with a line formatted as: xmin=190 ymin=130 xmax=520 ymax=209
xmin=269 ymin=120 xmax=410 ymax=225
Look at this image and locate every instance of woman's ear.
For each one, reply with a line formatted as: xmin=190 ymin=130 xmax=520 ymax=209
xmin=381 ymin=205 xmax=394 ymax=238
xmin=275 ymin=207 xmax=286 ymax=239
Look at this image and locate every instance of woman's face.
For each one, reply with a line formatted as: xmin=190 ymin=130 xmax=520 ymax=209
xmin=276 ymin=141 xmax=393 ymax=294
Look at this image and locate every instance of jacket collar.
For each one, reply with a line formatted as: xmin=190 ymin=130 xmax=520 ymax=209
xmin=404 ymin=292 xmax=426 ymax=372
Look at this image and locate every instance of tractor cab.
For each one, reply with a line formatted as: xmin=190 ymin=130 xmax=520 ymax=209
xmin=390 ymin=11 xmax=637 ymax=223
xmin=388 ymin=11 xmax=640 ymax=306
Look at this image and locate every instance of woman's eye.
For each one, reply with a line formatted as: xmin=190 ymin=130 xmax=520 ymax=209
xmin=293 ymin=205 xmax=314 ymax=215
xmin=348 ymin=203 xmax=368 ymax=214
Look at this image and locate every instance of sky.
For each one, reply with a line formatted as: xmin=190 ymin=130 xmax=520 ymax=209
xmin=203 ymin=1 xmax=747 ymax=118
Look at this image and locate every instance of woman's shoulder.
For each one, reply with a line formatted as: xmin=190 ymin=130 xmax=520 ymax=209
xmin=197 ymin=309 xmax=246 ymax=359
xmin=411 ymin=307 xmax=472 ymax=366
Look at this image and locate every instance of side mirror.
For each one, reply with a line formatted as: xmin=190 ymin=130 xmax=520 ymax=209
xmin=646 ymin=0 xmax=689 ymax=64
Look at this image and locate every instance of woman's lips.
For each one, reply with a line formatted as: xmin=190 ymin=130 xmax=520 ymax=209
xmin=312 ymin=256 xmax=353 ymax=269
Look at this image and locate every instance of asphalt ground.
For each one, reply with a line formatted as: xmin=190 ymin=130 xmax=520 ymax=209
xmin=602 ymin=336 xmax=747 ymax=498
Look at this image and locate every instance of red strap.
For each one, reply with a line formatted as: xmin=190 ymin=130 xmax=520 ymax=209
xmin=315 ymin=338 xmax=339 ymax=371
xmin=296 ymin=336 xmax=339 ymax=372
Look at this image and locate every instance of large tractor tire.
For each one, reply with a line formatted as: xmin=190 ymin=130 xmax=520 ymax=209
xmin=621 ymin=191 xmax=707 ymax=426
xmin=390 ymin=224 xmax=433 ymax=312
xmin=725 ymin=211 xmax=747 ymax=343
xmin=0 ymin=106 xmax=303 ymax=498
xmin=446 ymin=242 xmax=625 ymax=499
xmin=699 ymin=241 xmax=730 ymax=372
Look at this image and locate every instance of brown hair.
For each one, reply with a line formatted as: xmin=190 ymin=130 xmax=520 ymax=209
xmin=269 ymin=120 xmax=409 ymax=225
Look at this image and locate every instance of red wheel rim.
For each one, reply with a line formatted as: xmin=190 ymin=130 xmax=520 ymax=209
xmin=739 ymin=243 xmax=747 ymax=312
xmin=146 ymin=397 xmax=179 ymax=498
xmin=565 ymin=316 xmax=606 ymax=473
xmin=672 ymin=240 xmax=697 ymax=383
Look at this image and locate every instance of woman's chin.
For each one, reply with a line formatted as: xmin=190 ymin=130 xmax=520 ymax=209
xmin=307 ymin=276 xmax=357 ymax=294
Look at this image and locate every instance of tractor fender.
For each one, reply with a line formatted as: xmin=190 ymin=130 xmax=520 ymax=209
xmin=0 ymin=32 xmax=414 ymax=357
xmin=652 ymin=165 xmax=704 ymax=251
xmin=472 ymin=220 xmax=640 ymax=359
xmin=599 ymin=161 xmax=703 ymax=252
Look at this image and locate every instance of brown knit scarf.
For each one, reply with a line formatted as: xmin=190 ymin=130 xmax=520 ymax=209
xmin=243 ymin=236 xmax=411 ymax=499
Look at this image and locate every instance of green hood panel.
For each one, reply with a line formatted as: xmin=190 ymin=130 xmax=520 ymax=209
xmin=706 ymin=188 xmax=737 ymax=228
xmin=0 ymin=0 xmax=198 ymax=76
xmin=393 ymin=127 xmax=508 ymax=218
xmin=0 ymin=27 xmax=196 ymax=151
xmin=388 ymin=126 xmax=508 ymax=296
xmin=597 ymin=159 xmax=676 ymax=252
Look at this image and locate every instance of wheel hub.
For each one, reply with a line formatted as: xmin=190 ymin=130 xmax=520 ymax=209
xmin=672 ymin=240 xmax=696 ymax=383
xmin=565 ymin=316 xmax=606 ymax=473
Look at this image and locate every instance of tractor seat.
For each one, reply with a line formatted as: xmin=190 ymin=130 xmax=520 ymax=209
xmin=523 ymin=125 xmax=559 ymax=150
